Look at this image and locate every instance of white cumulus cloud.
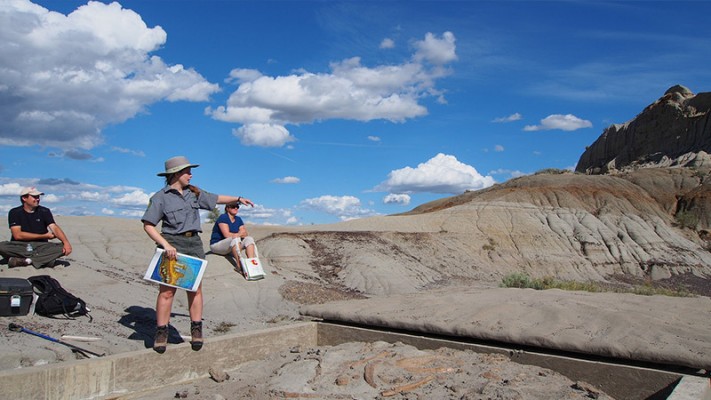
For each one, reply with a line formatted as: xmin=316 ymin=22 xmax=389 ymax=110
xmin=272 ymin=176 xmax=300 ymax=184
xmin=42 ymin=194 xmax=59 ymax=203
xmin=77 ymin=191 xmax=109 ymax=202
xmin=0 ymin=183 xmax=24 ymax=196
xmin=413 ymin=32 xmax=458 ymax=65
xmin=111 ymin=146 xmax=146 ymax=157
xmin=233 ymin=123 xmax=295 ymax=147
xmin=383 ymin=193 xmax=411 ymax=205
xmin=489 ymin=168 xmax=528 ymax=179
xmin=111 ymin=190 xmax=150 ymax=206
xmin=492 ymin=113 xmax=522 ymax=123
xmin=375 ymin=153 xmax=495 ymax=194
xmin=0 ymin=0 xmax=219 ymax=150
xmin=380 ymin=38 xmax=395 ymax=49
xmin=209 ymin=32 xmax=457 ymax=147
xmin=299 ymin=195 xmax=377 ymax=221
xmin=524 ymin=114 xmax=592 ymax=131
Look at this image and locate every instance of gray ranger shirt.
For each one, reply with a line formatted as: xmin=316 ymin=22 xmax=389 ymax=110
xmin=142 ymin=185 xmax=218 ymax=234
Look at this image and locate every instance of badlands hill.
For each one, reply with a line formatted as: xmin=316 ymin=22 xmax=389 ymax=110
xmin=260 ymin=168 xmax=711 ymax=298
xmin=257 ymin=85 xmax=711 ymax=297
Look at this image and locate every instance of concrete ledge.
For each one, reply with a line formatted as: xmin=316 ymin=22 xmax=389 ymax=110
xmin=668 ymin=376 xmax=711 ymax=400
xmin=0 ymin=322 xmax=318 ymax=400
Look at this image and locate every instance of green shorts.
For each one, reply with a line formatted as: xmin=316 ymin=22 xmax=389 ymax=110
xmin=162 ymin=233 xmax=205 ymax=259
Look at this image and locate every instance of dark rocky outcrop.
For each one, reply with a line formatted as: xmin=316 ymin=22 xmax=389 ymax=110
xmin=576 ymin=85 xmax=711 ymax=174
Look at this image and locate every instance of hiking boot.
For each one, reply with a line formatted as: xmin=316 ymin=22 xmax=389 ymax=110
xmin=153 ymin=325 xmax=168 ymax=354
xmin=8 ymin=257 xmax=32 ymax=268
xmin=190 ymin=321 xmax=203 ymax=351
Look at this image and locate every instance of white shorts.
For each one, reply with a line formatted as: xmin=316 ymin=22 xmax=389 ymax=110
xmin=210 ymin=236 xmax=255 ymax=255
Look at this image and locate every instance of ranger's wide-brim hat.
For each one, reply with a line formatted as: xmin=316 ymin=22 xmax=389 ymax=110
xmin=157 ymin=156 xmax=200 ymax=176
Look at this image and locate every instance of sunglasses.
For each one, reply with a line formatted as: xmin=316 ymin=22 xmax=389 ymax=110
xmin=227 ymin=204 xmax=240 ymax=209
xmin=24 ymin=195 xmax=41 ymax=199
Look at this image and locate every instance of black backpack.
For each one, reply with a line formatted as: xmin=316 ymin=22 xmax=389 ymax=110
xmin=28 ymin=275 xmax=91 ymax=320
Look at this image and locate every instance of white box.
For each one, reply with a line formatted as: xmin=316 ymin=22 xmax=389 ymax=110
xmin=239 ymin=244 xmax=265 ymax=281
xmin=239 ymin=256 xmax=265 ymax=281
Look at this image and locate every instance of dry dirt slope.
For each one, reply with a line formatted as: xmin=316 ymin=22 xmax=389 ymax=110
xmin=258 ymin=168 xmax=711 ymax=298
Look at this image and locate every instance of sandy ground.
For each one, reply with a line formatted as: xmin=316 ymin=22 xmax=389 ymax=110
xmin=1 ymin=216 xmax=709 ymax=399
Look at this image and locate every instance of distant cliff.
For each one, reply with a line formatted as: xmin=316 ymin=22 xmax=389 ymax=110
xmin=576 ymin=85 xmax=711 ymax=174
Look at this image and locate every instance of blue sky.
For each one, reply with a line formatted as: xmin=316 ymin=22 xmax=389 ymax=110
xmin=1 ymin=1 xmax=710 ymax=225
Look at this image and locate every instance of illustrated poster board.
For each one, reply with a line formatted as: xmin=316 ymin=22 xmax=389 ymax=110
xmin=144 ymin=248 xmax=207 ymax=292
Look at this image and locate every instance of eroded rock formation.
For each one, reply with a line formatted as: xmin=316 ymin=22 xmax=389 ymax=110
xmin=576 ymin=85 xmax=711 ymax=174
xmin=260 ymin=170 xmax=711 ymax=297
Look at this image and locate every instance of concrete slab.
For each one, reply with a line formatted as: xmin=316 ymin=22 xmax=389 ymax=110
xmin=0 ymin=322 xmax=317 ymax=400
xmin=668 ymin=376 xmax=711 ymax=400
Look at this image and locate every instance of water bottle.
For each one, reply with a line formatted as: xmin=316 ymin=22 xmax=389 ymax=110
xmin=26 ymin=243 xmax=33 ymax=253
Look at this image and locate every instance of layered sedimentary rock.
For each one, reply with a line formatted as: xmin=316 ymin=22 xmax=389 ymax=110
xmin=576 ymin=85 xmax=711 ymax=174
xmin=260 ymin=170 xmax=711 ymax=296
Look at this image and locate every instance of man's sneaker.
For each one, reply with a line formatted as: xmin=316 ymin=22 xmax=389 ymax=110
xmin=8 ymin=257 xmax=32 ymax=268
xmin=190 ymin=321 xmax=203 ymax=351
xmin=153 ymin=325 xmax=168 ymax=354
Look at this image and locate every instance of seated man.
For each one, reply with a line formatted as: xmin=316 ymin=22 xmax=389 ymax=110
xmin=0 ymin=187 xmax=72 ymax=268
xmin=209 ymin=201 xmax=256 ymax=274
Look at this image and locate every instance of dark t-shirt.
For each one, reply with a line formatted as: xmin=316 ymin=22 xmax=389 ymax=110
xmin=8 ymin=205 xmax=55 ymax=242
xmin=210 ymin=213 xmax=244 ymax=245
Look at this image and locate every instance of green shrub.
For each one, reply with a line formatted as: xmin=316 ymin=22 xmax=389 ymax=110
xmin=499 ymin=273 xmax=692 ymax=297
xmin=206 ymin=207 xmax=221 ymax=224
xmin=499 ymin=272 xmax=531 ymax=288
xmin=482 ymin=238 xmax=497 ymax=252
xmin=533 ymin=168 xmax=571 ymax=175
xmin=675 ymin=210 xmax=699 ymax=229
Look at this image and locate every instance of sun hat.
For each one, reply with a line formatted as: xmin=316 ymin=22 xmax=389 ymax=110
xmin=20 ymin=187 xmax=44 ymax=196
xmin=157 ymin=156 xmax=200 ymax=176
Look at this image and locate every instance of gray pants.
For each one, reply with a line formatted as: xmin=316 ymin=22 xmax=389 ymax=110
xmin=0 ymin=241 xmax=64 ymax=268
